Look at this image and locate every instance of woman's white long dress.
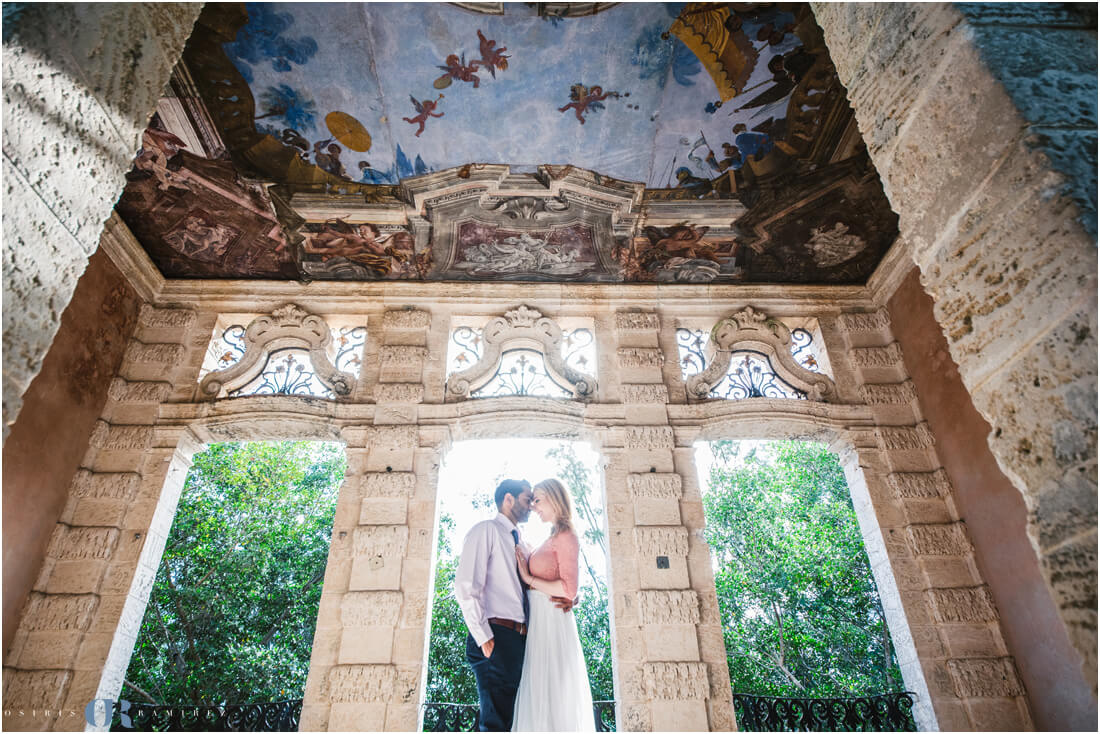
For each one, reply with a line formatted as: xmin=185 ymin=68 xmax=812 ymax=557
xmin=511 ymin=588 xmax=596 ymax=732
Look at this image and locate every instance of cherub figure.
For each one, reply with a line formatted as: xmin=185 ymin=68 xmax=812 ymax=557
xmin=474 ymin=29 xmax=509 ymax=77
xmin=436 ymin=53 xmax=481 ymax=88
xmin=403 ymin=94 xmax=444 ymax=137
xmin=558 ymin=84 xmax=620 ymax=124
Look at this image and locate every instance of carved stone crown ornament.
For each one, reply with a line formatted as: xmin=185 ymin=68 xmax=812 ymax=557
xmin=685 ymin=306 xmax=838 ymax=402
xmin=198 ymin=304 xmax=356 ymax=399
xmin=445 ymin=306 xmax=597 ymax=401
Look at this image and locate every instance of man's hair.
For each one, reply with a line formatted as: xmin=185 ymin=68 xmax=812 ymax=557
xmin=494 ymin=478 xmax=530 ymax=509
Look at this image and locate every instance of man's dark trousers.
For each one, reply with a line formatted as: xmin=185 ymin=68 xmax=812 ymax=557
xmin=465 ymin=623 xmax=526 ymax=732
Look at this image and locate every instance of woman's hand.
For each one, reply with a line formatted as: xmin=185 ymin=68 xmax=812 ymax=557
xmin=514 ymin=545 xmax=533 ymax=584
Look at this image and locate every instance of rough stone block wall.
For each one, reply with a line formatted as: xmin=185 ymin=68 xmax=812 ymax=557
xmin=2 ymin=305 xmax=200 ymax=731
xmin=2 ymin=3 xmax=201 ymax=440
xmin=811 ymin=1 xmax=1098 ymax=693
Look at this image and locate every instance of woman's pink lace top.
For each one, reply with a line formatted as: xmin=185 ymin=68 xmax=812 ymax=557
xmin=528 ymin=529 xmax=580 ymax=599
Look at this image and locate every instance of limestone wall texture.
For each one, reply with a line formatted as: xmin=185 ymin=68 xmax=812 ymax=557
xmin=2 ymin=250 xmax=143 ymax=661
xmin=1 ymin=3 xmax=201 ymax=441
xmin=811 ymin=1 xmax=1098 ymax=694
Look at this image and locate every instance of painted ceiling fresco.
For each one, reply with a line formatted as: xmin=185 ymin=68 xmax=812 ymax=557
xmin=116 ymin=2 xmax=899 ymax=285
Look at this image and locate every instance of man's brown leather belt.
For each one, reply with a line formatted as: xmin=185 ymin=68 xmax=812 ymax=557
xmin=488 ymin=617 xmax=527 ymax=636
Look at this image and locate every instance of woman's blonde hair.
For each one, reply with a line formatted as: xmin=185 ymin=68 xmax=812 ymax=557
xmin=532 ymin=478 xmax=575 ymax=536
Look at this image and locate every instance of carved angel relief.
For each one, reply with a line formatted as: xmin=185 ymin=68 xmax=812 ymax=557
xmin=445 ymin=306 xmax=597 ymax=401
xmin=685 ymin=307 xmax=837 ymax=402
xmin=198 ymin=304 xmax=358 ymax=399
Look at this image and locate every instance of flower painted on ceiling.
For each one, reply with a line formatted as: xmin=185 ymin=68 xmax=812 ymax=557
xmin=225 ymin=3 xmax=318 ymax=83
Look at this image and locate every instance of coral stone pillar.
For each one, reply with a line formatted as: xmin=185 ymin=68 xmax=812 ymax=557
xmin=604 ymin=310 xmax=733 ymax=731
xmin=301 ymin=309 xmax=435 ymax=731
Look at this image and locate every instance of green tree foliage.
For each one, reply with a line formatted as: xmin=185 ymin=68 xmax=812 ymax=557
xmin=426 ymin=443 xmax=615 ymax=704
xmin=703 ymin=441 xmax=904 ymax=697
xmin=123 ymin=441 xmax=345 ymax=705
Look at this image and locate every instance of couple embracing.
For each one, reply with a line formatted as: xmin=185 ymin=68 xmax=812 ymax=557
xmin=454 ymin=479 xmax=595 ymax=732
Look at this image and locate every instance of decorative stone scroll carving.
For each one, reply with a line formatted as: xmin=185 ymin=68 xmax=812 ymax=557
xmin=907 ymin=523 xmax=972 ymax=556
xmin=946 ymin=658 xmax=1025 ymax=698
xmin=326 ymin=665 xmax=396 ymax=702
xmin=198 ymin=304 xmax=355 ymax=399
xmin=445 ymin=306 xmax=596 ymax=400
xmin=354 ymin=526 xmax=410 ymax=558
xmin=928 ymin=586 xmax=1000 ymax=623
xmin=642 ymin=662 xmax=710 ymax=699
xmin=639 ymin=590 xmax=700 ymax=624
xmin=139 ymin=304 xmax=197 ymax=329
xmin=685 ymin=307 xmax=837 ymax=402
xmin=615 ymin=311 xmax=660 ymax=331
xmin=617 ymin=347 xmax=664 ymax=368
xmin=887 ymin=469 xmax=951 ymax=499
xmin=839 ymin=309 xmax=892 ymax=332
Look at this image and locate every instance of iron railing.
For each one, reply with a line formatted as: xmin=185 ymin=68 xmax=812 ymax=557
xmin=109 ymin=699 xmax=301 ymax=731
xmin=421 ymin=700 xmax=616 ymax=731
xmin=732 ymin=691 xmax=917 ymax=732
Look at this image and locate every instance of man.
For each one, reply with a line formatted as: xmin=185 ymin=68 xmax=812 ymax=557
xmin=455 ymin=480 xmax=577 ymax=731
xmin=454 ymin=479 xmax=533 ymax=731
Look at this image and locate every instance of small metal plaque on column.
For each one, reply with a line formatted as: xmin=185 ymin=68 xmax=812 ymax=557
xmin=656 ymin=555 xmax=669 ymax=569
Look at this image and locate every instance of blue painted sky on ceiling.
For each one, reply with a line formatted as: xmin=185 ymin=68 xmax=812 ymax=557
xmin=224 ymin=2 xmax=805 ymax=186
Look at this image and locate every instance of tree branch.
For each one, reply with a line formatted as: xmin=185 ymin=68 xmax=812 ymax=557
xmin=260 ymin=567 xmax=325 ymax=646
xmin=123 ymin=679 xmax=159 ymax=704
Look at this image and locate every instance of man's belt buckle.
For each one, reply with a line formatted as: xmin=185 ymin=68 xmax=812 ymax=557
xmin=488 ymin=617 xmax=527 ymax=636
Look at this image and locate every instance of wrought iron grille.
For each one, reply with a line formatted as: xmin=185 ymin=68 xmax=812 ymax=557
xmin=199 ymin=324 xmax=247 ymax=380
xmin=470 ymin=347 xmax=573 ymax=398
xmin=676 ymin=326 xmax=822 ymax=400
xmin=447 ymin=326 xmax=596 ymax=399
xmin=332 ymin=325 xmax=367 ymax=376
xmin=421 ymin=701 xmax=616 ymax=731
xmin=109 ymin=699 xmax=301 ymax=732
xmin=200 ymin=323 xmax=365 ymax=399
xmin=731 ymin=691 xmax=917 ymax=732
xmin=228 ymin=348 xmax=334 ymax=399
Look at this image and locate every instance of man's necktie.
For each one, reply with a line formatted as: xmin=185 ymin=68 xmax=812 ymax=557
xmin=511 ymin=529 xmax=530 ymax=622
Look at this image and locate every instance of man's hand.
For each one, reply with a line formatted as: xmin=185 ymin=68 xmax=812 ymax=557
xmin=551 ymin=595 xmax=578 ymax=612
xmin=480 ymin=638 xmax=495 ymax=658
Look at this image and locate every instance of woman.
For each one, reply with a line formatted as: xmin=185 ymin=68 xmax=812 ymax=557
xmin=512 ymin=479 xmax=595 ymax=732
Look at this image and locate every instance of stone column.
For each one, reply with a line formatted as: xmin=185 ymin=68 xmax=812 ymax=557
xmin=604 ymin=310 xmax=730 ymax=731
xmin=2 ymin=306 xmax=199 ymax=731
xmin=2 ymin=4 xmax=201 ymax=440
xmin=811 ymin=3 xmax=1097 ymax=690
xmin=836 ymin=309 xmax=1032 ymax=730
xmin=301 ymin=309 xmax=434 ymax=732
